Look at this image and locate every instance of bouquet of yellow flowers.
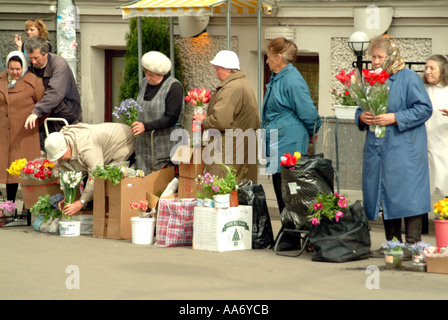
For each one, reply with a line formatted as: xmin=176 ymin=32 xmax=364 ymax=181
xmin=6 ymin=158 xmax=27 ymax=176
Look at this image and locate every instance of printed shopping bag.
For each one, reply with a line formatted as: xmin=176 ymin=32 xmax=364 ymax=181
xmin=155 ymin=198 xmax=196 ymax=247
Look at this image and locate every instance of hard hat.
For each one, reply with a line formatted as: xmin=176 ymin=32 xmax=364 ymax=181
xmin=210 ymin=50 xmax=240 ymax=70
xmin=45 ymin=132 xmax=68 ymax=161
xmin=141 ymin=51 xmax=172 ymax=75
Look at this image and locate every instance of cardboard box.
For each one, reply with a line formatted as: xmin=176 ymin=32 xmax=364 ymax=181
xmin=93 ymin=177 xmax=146 ymax=239
xmin=19 ymin=177 xmax=62 ymax=209
xmin=93 ymin=166 xmax=176 ymax=239
xmin=193 ymin=205 xmax=252 ymax=252
xmin=426 ymin=257 xmax=448 ymax=274
xmin=145 ymin=166 xmax=177 ymax=218
xmin=171 ymin=145 xmax=205 ymax=198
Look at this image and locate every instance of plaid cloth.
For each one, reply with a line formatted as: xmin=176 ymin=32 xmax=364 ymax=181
xmin=155 ymin=198 xmax=196 ymax=247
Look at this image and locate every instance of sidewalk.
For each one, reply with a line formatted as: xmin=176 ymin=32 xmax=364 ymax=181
xmin=1 ymin=174 xmax=447 ymax=301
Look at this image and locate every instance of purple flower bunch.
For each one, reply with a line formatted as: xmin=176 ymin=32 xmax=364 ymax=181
xmin=0 ymin=200 xmax=17 ymax=213
xmin=112 ymin=98 xmax=143 ymax=126
xmin=196 ymin=165 xmax=238 ymax=197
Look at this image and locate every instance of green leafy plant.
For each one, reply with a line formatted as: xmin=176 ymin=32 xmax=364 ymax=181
xmin=308 ymin=192 xmax=348 ymax=225
xmin=92 ymin=164 xmax=124 ymax=185
xmin=197 ymin=164 xmax=238 ymax=196
xmin=119 ymin=17 xmax=184 ymax=101
xmin=30 ymin=193 xmax=64 ymax=222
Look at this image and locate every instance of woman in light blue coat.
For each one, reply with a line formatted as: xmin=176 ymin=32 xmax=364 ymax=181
xmin=262 ymin=37 xmax=321 ymax=213
xmin=356 ymin=36 xmax=432 ymax=256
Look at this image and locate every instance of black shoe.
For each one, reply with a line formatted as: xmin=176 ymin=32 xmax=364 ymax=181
xmin=370 ymin=246 xmax=385 ymax=258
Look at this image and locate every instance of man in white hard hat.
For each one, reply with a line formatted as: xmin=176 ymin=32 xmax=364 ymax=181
xmin=192 ymin=50 xmax=260 ymax=184
xmin=45 ymin=122 xmax=135 ymax=216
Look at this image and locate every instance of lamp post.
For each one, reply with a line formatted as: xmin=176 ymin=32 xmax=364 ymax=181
xmin=348 ymin=31 xmax=370 ymax=74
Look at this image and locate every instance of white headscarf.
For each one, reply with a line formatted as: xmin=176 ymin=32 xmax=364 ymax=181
xmin=6 ymin=50 xmax=27 ymax=88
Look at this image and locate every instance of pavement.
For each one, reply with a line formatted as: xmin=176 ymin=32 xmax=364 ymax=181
xmin=1 ymin=173 xmax=448 ymax=302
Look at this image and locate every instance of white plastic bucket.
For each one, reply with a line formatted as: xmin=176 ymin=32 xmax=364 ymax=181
xmin=59 ymin=220 xmax=81 ymax=237
xmin=213 ymin=194 xmax=230 ymax=208
xmin=131 ymin=217 xmax=156 ymax=245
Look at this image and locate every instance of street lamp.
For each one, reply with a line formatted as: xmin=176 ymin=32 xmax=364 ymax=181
xmin=348 ymin=31 xmax=370 ymax=74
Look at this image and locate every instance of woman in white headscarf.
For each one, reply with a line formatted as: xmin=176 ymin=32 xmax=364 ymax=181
xmin=0 ymin=51 xmax=45 ymax=204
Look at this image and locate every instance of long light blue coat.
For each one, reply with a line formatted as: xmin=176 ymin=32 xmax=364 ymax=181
xmin=262 ymin=64 xmax=321 ymax=174
xmin=355 ymin=68 xmax=433 ymax=221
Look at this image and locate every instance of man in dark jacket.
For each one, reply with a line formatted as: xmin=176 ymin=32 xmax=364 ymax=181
xmin=23 ymin=36 xmax=81 ymax=136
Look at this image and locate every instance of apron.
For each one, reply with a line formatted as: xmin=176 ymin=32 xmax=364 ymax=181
xmin=135 ymin=77 xmax=184 ymax=174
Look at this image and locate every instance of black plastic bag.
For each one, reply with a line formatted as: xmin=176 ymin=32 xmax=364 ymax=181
xmin=309 ymin=200 xmax=371 ymax=262
xmin=280 ymin=154 xmax=334 ymax=231
xmin=238 ymin=181 xmax=275 ymax=249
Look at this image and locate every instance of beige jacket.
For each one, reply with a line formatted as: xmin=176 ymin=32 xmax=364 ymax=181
xmin=60 ymin=123 xmax=135 ymax=202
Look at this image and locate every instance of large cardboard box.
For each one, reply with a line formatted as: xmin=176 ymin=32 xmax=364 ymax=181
xmin=93 ymin=166 xmax=176 ymax=239
xmin=193 ymin=205 xmax=252 ymax=252
xmin=93 ymin=177 xmax=146 ymax=239
xmin=426 ymin=257 xmax=448 ymax=274
xmin=172 ymin=145 xmax=205 ymax=198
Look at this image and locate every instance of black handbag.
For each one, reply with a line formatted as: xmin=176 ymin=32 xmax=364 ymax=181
xmin=238 ymin=181 xmax=275 ymax=249
xmin=309 ymin=200 xmax=371 ymax=262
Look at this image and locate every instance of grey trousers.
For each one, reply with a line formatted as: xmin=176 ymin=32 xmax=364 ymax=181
xmin=383 ymin=214 xmax=423 ymax=244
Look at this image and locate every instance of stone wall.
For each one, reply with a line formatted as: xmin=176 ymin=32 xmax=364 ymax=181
xmin=314 ymin=118 xmax=365 ymax=191
xmin=174 ymin=34 xmax=238 ymax=133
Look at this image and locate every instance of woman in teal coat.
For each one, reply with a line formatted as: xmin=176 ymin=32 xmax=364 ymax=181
xmin=262 ymin=37 xmax=321 ymax=213
xmin=356 ymin=36 xmax=432 ymax=257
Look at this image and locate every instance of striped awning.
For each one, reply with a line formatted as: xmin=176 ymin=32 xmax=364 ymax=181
xmin=121 ymin=0 xmax=273 ymax=18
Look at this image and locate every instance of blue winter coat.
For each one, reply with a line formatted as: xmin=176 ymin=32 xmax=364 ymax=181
xmin=262 ymin=63 xmax=321 ymax=174
xmin=355 ymin=68 xmax=433 ymax=221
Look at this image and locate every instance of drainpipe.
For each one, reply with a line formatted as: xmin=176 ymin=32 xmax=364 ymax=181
xmin=57 ymin=0 xmax=78 ymax=82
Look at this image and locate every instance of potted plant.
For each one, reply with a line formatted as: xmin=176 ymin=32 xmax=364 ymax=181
xmin=0 ymin=200 xmax=17 ymax=217
xmin=0 ymin=200 xmax=17 ymax=226
xmin=130 ymin=200 xmax=156 ymax=245
xmin=382 ymin=237 xmax=405 ymax=270
xmin=432 ymin=198 xmax=448 ymax=248
xmin=331 ymin=87 xmax=358 ymax=119
xmin=409 ymin=241 xmax=431 ymax=272
xmin=197 ymin=164 xmax=238 ymax=208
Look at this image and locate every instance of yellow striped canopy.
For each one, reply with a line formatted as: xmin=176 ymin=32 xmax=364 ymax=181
xmin=121 ymin=0 xmax=273 ymax=18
